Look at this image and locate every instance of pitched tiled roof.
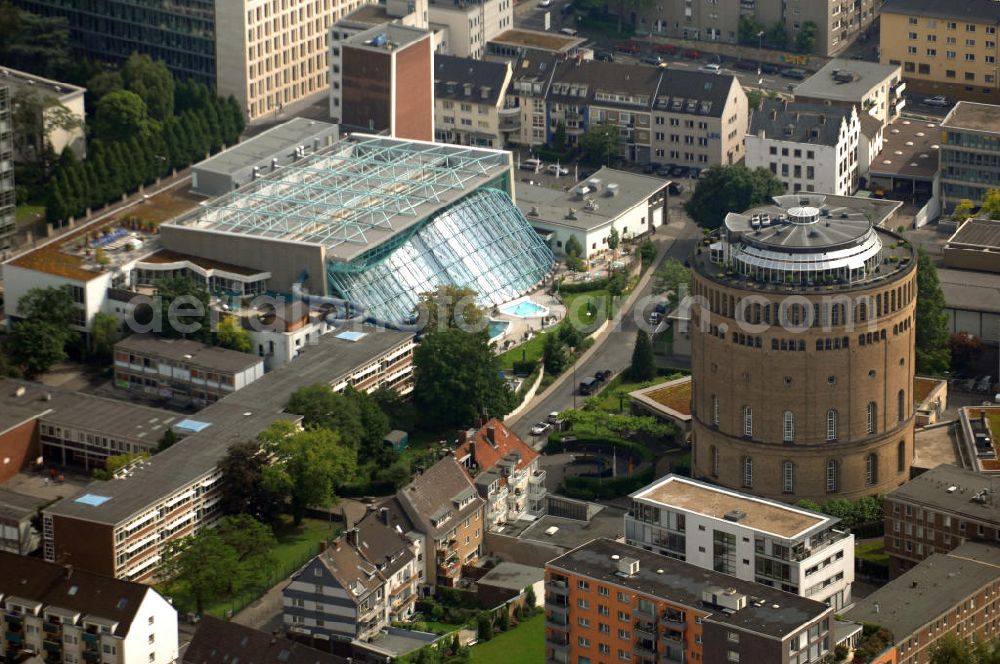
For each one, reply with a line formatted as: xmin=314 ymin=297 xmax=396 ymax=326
xmin=354 ymin=509 xmax=415 ymax=578
xmin=455 ymin=418 xmax=539 ymax=472
xmin=185 ymin=616 xmax=349 ymax=664
xmin=397 ymin=456 xmax=483 ymax=537
xmin=548 ymin=60 xmax=662 ymax=110
xmin=435 ymin=55 xmax=509 ymax=106
xmin=314 ymin=540 xmax=384 ymax=601
xmin=0 ymin=552 xmax=152 ymax=637
xmin=653 ymin=68 xmax=738 ymax=118
xmin=750 ymin=99 xmax=853 ymax=146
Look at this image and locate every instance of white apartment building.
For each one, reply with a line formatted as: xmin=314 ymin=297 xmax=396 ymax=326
xmin=429 ymin=0 xmax=513 ymax=58
xmin=746 ymin=100 xmax=861 ymax=196
xmin=0 ymin=552 xmax=178 ymax=664
xmin=625 ymin=475 xmax=855 ymax=610
xmin=215 ymin=0 xmax=376 ymax=122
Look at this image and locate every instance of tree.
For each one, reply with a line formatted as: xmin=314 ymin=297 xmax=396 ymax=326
xmin=345 ymin=386 xmax=391 ymax=462
xmin=951 ymin=331 xmax=985 ymax=374
xmin=10 ymin=89 xmax=82 ymax=159
xmin=795 ymin=21 xmax=819 ymax=54
xmin=262 ymin=423 xmax=357 ymax=525
xmin=607 ymin=228 xmax=620 ymax=254
xmin=927 ymin=633 xmax=1000 ymax=663
xmin=90 ymin=312 xmax=121 ymax=360
xmin=7 ymin=285 xmax=77 ymax=376
xmin=746 ymin=89 xmax=765 ymax=111
xmin=216 ymin=315 xmax=252 ymax=353
xmin=477 ymin=613 xmax=494 ymax=641
xmin=552 ymin=120 xmax=567 ymax=153
xmin=286 ymin=384 xmax=365 ymax=445
xmin=738 ymin=15 xmax=766 ymax=46
xmin=524 ymin=585 xmax=537 ymax=608
xmin=580 ymin=123 xmax=620 ymax=166
xmin=980 ymin=188 xmax=1000 ymax=220
xmin=92 ymin=451 xmax=149 ymax=480
xmin=161 ymin=528 xmax=239 ymax=614
xmin=684 ymin=165 xmax=785 ymax=229
xmin=654 ymin=258 xmax=691 ymax=306
xmin=122 ymin=52 xmax=175 ymax=121
xmin=565 ymin=235 xmax=584 ymax=260
xmin=92 ymin=90 xmax=158 ymax=144
xmin=157 ymin=429 xmax=178 ymax=453
xmin=497 ymin=609 xmax=511 ymax=631
xmin=0 ymin=4 xmax=72 ymax=80
xmin=639 ymin=239 xmax=657 ymax=264
xmin=218 ymin=440 xmax=282 ymax=525
xmin=542 ymin=332 xmax=569 ymax=374
xmin=413 ymin=328 xmax=515 ymax=430
xmin=414 ymin=285 xmax=484 ymax=332
xmin=86 ymin=70 xmax=123 ymax=104
xmin=557 ymin=320 xmax=583 ymax=349
xmin=628 ymin=330 xmax=655 ymax=381
xmin=17 ymin=284 xmax=76 ymax=326
xmin=765 ymin=21 xmax=788 ymax=50
xmin=372 ymin=386 xmax=416 ymax=432
xmin=155 ymin=275 xmax=211 ymax=341
xmin=915 ymin=251 xmax=951 ymax=375
xmin=607 ymin=271 xmax=626 ymax=298
xmin=214 ymin=513 xmax=276 ymax=587
xmin=952 ymin=199 xmax=976 ymax=222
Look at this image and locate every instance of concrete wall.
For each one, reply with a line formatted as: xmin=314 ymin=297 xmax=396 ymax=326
xmin=159 ymin=225 xmax=327 ymax=296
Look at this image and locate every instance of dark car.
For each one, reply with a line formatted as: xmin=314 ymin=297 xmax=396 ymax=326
xmin=595 ymin=50 xmax=614 ymax=62
xmin=667 ymin=182 xmax=685 ymax=196
xmin=579 ymin=376 xmax=599 ymax=395
xmin=656 ymin=164 xmax=674 ymax=177
xmin=596 ymin=369 xmax=613 ymax=381
xmin=676 ymin=166 xmax=691 ymax=178
xmin=689 ymin=167 xmax=701 ymax=179
xmin=760 ymin=63 xmax=779 ymax=75
xmin=669 ymin=165 xmax=685 ymax=176
xmin=781 ymin=67 xmax=808 ymax=80
xmin=732 ymin=60 xmax=757 ymax=71
xmin=643 ymin=161 xmax=661 ymax=174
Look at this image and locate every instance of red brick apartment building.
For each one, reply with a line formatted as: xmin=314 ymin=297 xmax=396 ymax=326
xmin=846 ymin=542 xmax=1000 ymax=664
xmin=546 ymin=538 xmax=834 ymax=664
xmin=883 ymin=464 xmax=1000 ymax=577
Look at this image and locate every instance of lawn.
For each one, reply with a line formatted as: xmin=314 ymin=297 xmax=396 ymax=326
xmin=585 ymin=373 xmax=677 ymax=414
xmin=562 ymin=289 xmax=609 ymax=330
xmin=498 ymin=329 xmax=554 ymax=371
xmin=15 ymin=204 xmax=45 ymax=225
xmin=855 ymin=539 xmax=889 ymax=566
xmin=471 ymin=613 xmax=545 ymax=664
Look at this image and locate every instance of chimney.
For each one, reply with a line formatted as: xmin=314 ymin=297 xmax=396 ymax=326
xmin=318 ymin=540 xmax=328 ymax=554
xmin=819 ymin=114 xmax=827 ymax=125
xmin=380 ymin=507 xmax=390 ymax=525
xmin=486 ymin=425 xmax=496 ymax=446
xmin=346 ymin=527 xmax=359 ymax=547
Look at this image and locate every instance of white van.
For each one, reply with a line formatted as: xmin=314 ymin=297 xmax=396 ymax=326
xmin=520 ymin=157 xmax=543 ymax=172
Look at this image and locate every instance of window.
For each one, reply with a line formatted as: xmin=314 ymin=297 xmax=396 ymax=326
xmin=711 ymin=445 xmax=720 ymax=477
xmin=742 ymin=456 xmax=753 ymax=488
xmin=782 ymin=461 xmax=794 ymax=494
xmin=712 ymin=394 xmax=720 ymax=426
xmin=898 ymin=389 xmax=905 ymax=422
xmin=898 ymin=440 xmax=906 ymax=473
xmin=867 ymin=402 xmax=877 ymax=434
xmin=742 ymin=406 xmax=753 ymax=438
xmin=826 ymin=410 xmax=838 ymax=441
xmin=826 ymin=460 xmax=838 ymax=493
xmin=866 ymin=454 xmax=878 ymax=485
xmin=783 ymin=411 xmax=795 ymax=443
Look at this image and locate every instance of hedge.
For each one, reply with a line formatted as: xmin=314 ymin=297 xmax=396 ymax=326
xmin=561 ymin=467 xmax=656 ymax=501
xmin=557 ymin=277 xmax=611 ymax=293
xmin=545 ymin=431 xmax=652 ymax=462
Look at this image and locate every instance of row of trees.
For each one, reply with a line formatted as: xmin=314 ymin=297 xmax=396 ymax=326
xmin=46 ymin=72 xmax=244 ymax=224
xmin=737 ymin=15 xmax=819 ymax=54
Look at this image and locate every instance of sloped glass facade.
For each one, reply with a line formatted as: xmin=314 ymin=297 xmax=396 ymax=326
xmin=327 ymin=188 xmax=554 ymax=323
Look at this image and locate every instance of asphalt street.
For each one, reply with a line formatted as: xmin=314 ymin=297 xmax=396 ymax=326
xmin=509 ymin=212 xmax=700 ymax=444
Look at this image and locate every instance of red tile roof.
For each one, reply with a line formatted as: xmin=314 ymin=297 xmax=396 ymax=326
xmin=455 ymin=418 xmax=539 ymax=473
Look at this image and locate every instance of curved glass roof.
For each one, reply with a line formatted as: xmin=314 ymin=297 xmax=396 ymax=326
xmin=327 ymin=188 xmax=554 ymax=323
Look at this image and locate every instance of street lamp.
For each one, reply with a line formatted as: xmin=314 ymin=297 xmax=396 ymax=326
xmin=757 ymin=30 xmax=765 ymax=76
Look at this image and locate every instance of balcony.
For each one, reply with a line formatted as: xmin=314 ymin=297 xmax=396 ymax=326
xmin=891 ymin=81 xmax=906 ymax=98
xmin=83 ymin=651 xmax=100 ymax=663
xmin=529 ymin=469 xmax=546 ymax=485
xmin=82 ymin=631 xmax=99 ymax=647
xmin=663 ymin=616 xmax=686 ymax=632
xmin=43 ymin=639 xmax=62 ymax=653
xmin=42 ymin=622 xmax=61 ymax=635
xmin=635 ymin=640 xmax=657 ymax=658
xmin=499 ymin=105 xmax=520 ymax=117
xmin=546 ymin=613 xmax=569 ymax=629
xmin=547 ymin=603 xmax=569 ymax=619
xmin=634 ymin=604 xmax=656 ymax=620
xmin=546 ymin=633 xmax=570 ymax=647
xmin=500 ymin=117 xmax=521 ymax=131
xmin=545 ymin=580 xmax=568 ymax=595
xmin=892 ymin=98 xmax=906 ymax=114
xmin=437 ymin=561 xmax=460 ymax=578
xmin=661 ymin=630 xmax=685 ymax=646
xmin=661 ymin=647 xmax=685 ymax=663
xmin=634 ymin=621 xmax=657 ymax=639
xmin=4 ymin=631 xmax=22 ymax=644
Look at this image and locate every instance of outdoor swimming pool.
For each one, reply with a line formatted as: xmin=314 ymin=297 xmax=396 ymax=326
xmin=501 ymin=299 xmax=548 ymax=318
xmin=488 ymin=319 xmax=510 ymax=339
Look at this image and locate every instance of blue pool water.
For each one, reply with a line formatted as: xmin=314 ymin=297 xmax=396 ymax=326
xmin=488 ymin=320 xmax=510 ymax=339
xmin=501 ymin=300 xmax=547 ymax=317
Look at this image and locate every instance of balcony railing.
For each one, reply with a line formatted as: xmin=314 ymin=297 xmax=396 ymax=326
xmin=529 ymin=470 xmax=546 ymax=485
xmin=499 ymin=106 xmax=520 ymax=117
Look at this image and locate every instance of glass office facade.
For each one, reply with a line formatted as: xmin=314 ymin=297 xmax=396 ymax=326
xmin=327 ymin=188 xmax=555 ymax=322
xmin=16 ymin=0 xmax=217 ymax=86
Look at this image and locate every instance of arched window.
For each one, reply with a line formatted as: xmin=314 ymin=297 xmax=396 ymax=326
xmin=742 ymin=406 xmax=753 ymax=438
xmin=898 ymin=440 xmax=906 ymax=473
xmin=711 ymin=394 xmax=720 ymax=426
xmin=897 ymin=389 xmax=905 ymax=422
xmin=711 ymin=445 xmax=720 ymax=477
xmin=826 ymin=410 xmax=838 ymax=441
xmin=782 ymin=461 xmax=794 ymax=494
xmin=866 ymin=453 xmax=878 ymax=485
xmin=783 ymin=411 xmax=795 ymax=443
xmin=826 ymin=460 xmax=838 ymax=493
xmin=866 ymin=402 xmax=877 ymax=434
xmin=742 ymin=456 xmax=753 ymax=488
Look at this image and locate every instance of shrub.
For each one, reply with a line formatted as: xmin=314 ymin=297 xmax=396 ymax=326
xmin=477 ymin=612 xmax=493 ymax=641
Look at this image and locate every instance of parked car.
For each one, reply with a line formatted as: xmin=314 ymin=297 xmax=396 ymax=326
xmin=643 ymin=161 xmax=661 ymax=174
xmin=597 ymin=369 xmax=613 ymax=381
xmin=698 ymin=63 xmax=722 ymax=74
xmin=648 ymin=311 xmax=663 ymax=325
xmin=547 ymin=411 xmax=561 ymax=424
xmin=614 ymin=40 xmax=642 ymax=54
xmin=547 ymin=164 xmax=569 ymax=176
xmin=654 ymin=43 xmax=678 ymax=55
xmin=781 ymin=68 xmax=808 ymax=80
xmin=760 ymin=63 xmax=779 ymax=75
xmin=676 ymin=166 xmax=691 ymax=178
xmin=682 ymin=48 xmax=701 ymax=59
xmin=669 ymin=165 xmax=685 ymax=176
xmin=689 ymin=167 xmax=702 ymax=179
xmin=923 ymin=95 xmax=950 ymax=107
xmin=537 ymin=0 xmax=553 ymax=8
xmin=559 ymin=27 xmax=578 ymax=36
xmin=520 ymin=157 xmax=542 ymax=172
xmin=530 ymin=422 xmax=552 ymax=435
xmin=732 ymin=60 xmax=757 ymax=71
xmin=656 ymin=164 xmax=675 ymax=177
xmin=640 ymin=55 xmax=665 ymax=67
xmin=579 ymin=376 xmax=599 ymax=395
xmin=667 ymin=182 xmax=685 ymax=196
xmin=595 ymin=50 xmax=614 ymax=62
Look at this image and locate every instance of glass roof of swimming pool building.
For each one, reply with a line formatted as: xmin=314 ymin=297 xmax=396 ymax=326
xmin=171 ymin=134 xmax=554 ymax=322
